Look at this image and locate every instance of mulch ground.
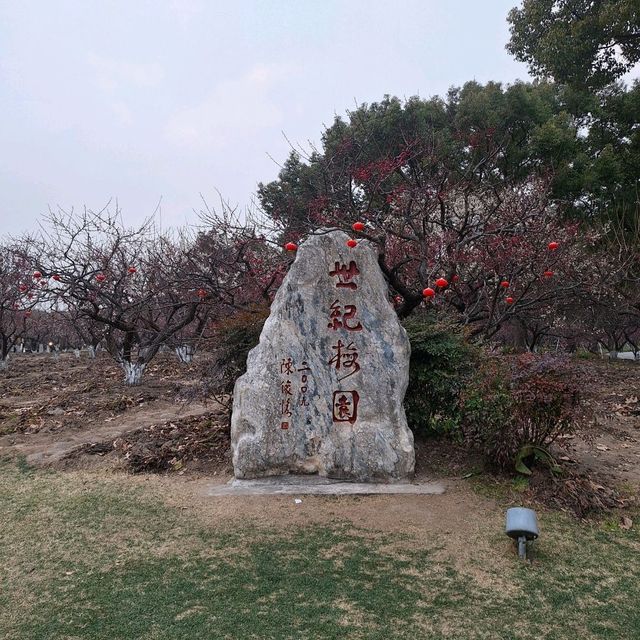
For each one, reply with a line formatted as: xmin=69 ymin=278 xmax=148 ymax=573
xmin=2 ymin=351 xmax=639 ymax=519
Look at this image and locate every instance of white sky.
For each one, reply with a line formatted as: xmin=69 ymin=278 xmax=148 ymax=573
xmin=0 ymin=0 xmax=531 ymax=236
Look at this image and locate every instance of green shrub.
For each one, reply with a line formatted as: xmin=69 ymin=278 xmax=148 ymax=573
xmin=402 ymin=313 xmax=478 ymax=437
xmin=461 ymin=354 xmax=582 ymax=472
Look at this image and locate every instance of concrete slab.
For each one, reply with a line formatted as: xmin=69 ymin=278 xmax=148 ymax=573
xmin=203 ymin=475 xmax=446 ymax=497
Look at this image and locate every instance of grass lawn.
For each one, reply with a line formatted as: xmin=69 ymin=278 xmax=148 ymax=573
xmin=0 ymin=460 xmax=638 ymax=640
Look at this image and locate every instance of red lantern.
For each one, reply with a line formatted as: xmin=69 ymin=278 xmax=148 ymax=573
xmin=452 ymin=275 xmax=460 ymax=283
xmin=548 ymin=241 xmax=559 ymax=251
xmin=346 ymin=239 xmax=358 ymax=248
xmin=96 ymin=273 xmax=106 ymax=283
xmin=284 ymin=242 xmax=298 ymax=252
xmin=197 ymin=288 xmax=207 ymax=299
xmin=394 ymin=295 xmax=402 ymax=304
xmin=33 ymin=271 xmax=42 ymax=279
xmin=19 ymin=284 xmax=27 ymax=292
xmin=435 ymin=277 xmax=448 ymax=288
xmin=52 ymin=274 xmax=61 ymax=281
xmin=506 ymin=296 xmax=514 ymax=305
xmin=352 ymin=221 xmax=365 ymax=232
xmin=423 ymin=287 xmax=435 ymax=298
xmin=127 ymin=266 xmax=137 ymax=274
xmin=500 ymin=280 xmax=510 ymax=288
xmin=543 ymin=270 xmax=554 ymax=278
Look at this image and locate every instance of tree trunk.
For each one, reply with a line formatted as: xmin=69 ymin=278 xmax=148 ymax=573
xmin=88 ymin=345 xmax=97 ymax=359
xmin=121 ymin=361 xmax=146 ymax=385
xmin=74 ymin=349 xmax=81 ymax=359
xmin=175 ymin=345 xmax=195 ymax=364
xmin=0 ymin=357 xmax=8 ymax=371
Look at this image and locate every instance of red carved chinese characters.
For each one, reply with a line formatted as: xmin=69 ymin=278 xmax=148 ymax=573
xmin=298 ymin=360 xmax=311 ymax=407
xmin=280 ymin=357 xmax=294 ymax=375
xmin=327 ymin=300 xmax=363 ymax=331
xmin=278 ymin=357 xmax=313 ymax=428
xmin=329 ymin=260 xmax=360 ymax=290
xmin=280 ymin=356 xmax=294 ymax=428
xmin=328 ymin=340 xmax=360 ymax=381
xmin=332 ymin=391 xmax=359 ymax=424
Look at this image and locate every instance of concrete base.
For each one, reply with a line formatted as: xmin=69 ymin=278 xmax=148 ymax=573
xmin=204 ymin=475 xmax=446 ymax=497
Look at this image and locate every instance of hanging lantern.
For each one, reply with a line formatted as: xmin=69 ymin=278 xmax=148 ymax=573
xmin=284 ymin=242 xmax=298 ymax=251
xmin=95 ymin=273 xmax=106 ymax=283
xmin=352 ymin=221 xmax=365 ymax=232
xmin=197 ymin=288 xmax=207 ymax=299
xmin=423 ymin=287 xmax=435 ymax=298
xmin=506 ymin=297 xmax=514 ymax=305
xmin=52 ymin=274 xmax=61 ymax=281
xmin=501 ymin=280 xmax=510 ymax=288
xmin=33 ymin=271 xmax=42 ymax=279
xmin=548 ymin=241 xmax=559 ymax=251
xmin=452 ymin=275 xmax=460 ymax=283
xmin=435 ymin=277 xmax=448 ymax=288
xmin=127 ymin=266 xmax=137 ymax=274
xmin=346 ymin=239 xmax=358 ymax=248
xmin=543 ymin=270 xmax=554 ymax=278
xmin=19 ymin=284 xmax=27 ymax=292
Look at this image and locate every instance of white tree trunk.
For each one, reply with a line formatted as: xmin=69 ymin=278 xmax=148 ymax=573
xmin=121 ymin=361 xmax=146 ymax=385
xmin=74 ymin=349 xmax=81 ymax=359
xmin=175 ymin=345 xmax=195 ymax=364
xmin=88 ymin=345 xmax=97 ymax=359
xmin=0 ymin=357 xmax=8 ymax=371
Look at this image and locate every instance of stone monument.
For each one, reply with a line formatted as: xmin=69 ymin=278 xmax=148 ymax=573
xmin=231 ymin=229 xmax=415 ymax=481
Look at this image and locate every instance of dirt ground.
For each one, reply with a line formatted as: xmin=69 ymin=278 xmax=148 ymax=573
xmin=0 ymin=351 xmax=638 ymax=522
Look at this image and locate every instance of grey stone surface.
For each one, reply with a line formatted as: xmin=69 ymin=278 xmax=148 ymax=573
xmin=231 ymin=229 xmax=415 ymax=481
xmin=204 ymin=476 xmax=444 ymax=497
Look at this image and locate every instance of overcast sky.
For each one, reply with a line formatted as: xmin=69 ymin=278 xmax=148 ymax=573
xmin=0 ymin=0 xmax=531 ymax=236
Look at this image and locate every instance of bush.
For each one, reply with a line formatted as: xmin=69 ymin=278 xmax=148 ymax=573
xmin=461 ymin=354 xmax=582 ymax=471
xmin=402 ymin=313 xmax=478 ymax=437
xmin=206 ymin=305 xmax=269 ymax=418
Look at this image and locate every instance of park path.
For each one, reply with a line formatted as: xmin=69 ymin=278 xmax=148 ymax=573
xmin=0 ymin=401 xmax=213 ymax=466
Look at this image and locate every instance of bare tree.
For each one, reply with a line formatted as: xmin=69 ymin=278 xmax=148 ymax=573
xmin=31 ymin=207 xmax=202 ymax=384
xmin=0 ymin=242 xmax=40 ymax=369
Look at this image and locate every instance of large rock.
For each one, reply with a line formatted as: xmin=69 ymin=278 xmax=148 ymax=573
xmin=231 ymin=229 xmax=415 ymax=481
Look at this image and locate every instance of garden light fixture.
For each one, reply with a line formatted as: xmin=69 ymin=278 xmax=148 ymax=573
xmin=505 ymin=507 xmax=539 ymax=560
